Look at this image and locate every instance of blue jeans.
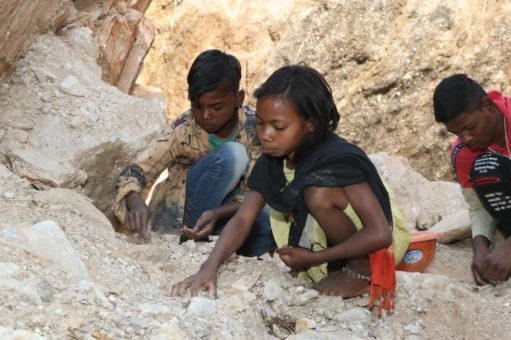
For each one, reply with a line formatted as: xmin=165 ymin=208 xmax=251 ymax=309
xmin=183 ymin=142 xmax=276 ymax=257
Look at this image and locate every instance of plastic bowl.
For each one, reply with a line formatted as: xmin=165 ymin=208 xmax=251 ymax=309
xmin=396 ymin=231 xmax=440 ymax=272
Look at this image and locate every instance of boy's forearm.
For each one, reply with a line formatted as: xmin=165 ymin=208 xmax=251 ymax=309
xmin=473 ymin=235 xmax=490 ymax=254
xmin=210 ymin=200 xmax=241 ymax=220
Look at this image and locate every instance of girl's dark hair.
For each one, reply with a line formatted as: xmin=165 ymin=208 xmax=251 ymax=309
xmin=254 ymin=65 xmax=340 ymax=161
xmin=433 ymin=74 xmax=487 ymax=123
xmin=187 ymin=49 xmax=241 ymax=102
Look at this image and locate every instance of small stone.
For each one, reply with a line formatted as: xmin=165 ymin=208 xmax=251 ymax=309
xmin=185 ymin=297 xmax=216 ymax=318
xmin=139 ymin=303 xmax=171 ymax=315
xmin=40 ymin=106 xmax=51 ymax=114
xmin=39 ymin=92 xmax=52 ymax=102
xmin=404 ymin=323 xmax=422 ymax=334
xmin=334 ymin=308 xmax=370 ymax=323
xmin=242 ymin=291 xmax=256 ymax=304
xmin=292 ymin=289 xmax=319 ymax=305
xmin=65 ymin=313 xmax=83 ymax=329
xmin=54 ymin=308 xmax=68 ymax=317
xmin=30 ymin=313 xmax=48 ymax=327
xmin=183 ymin=240 xmax=196 ymax=250
xmin=263 ymin=280 xmax=282 ymax=301
xmin=38 ymin=278 xmax=53 ymax=303
xmin=78 ymin=280 xmax=94 ymax=292
xmin=4 ymin=191 xmax=14 ymax=199
xmin=58 ymin=75 xmax=86 ymax=97
xmin=295 ymin=317 xmax=317 ymax=333
xmin=5 ymin=129 xmax=29 ymax=143
xmin=316 ymin=325 xmax=338 ymax=332
xmin=151 ymin=320 xmax=188 ymax=340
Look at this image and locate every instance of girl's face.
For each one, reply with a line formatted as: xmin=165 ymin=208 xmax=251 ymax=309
xmin=255 ymin=96 xmax=313 ymax=163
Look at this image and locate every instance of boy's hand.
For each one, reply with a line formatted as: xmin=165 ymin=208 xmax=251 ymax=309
xmin=181 ymin=210 xmax=216 ymax=241
xmin=471 ymin=235 xmax=491 ymax=285
xmin=481 ymin=240 xmax=511 ymax=283
xmin=276 ymin=246 xmax=316 ymax=271
xmin=171 ymin=264 xmax=218 ymax=298
xmin=471 ymin=250 xmax=490 ymax=285
xmin=125 ymin=191 xmax=152 ymax=239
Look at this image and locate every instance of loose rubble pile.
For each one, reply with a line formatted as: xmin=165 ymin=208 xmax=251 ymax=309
xmin=1 ymin=163 xmax=511 ymax=338
xmin=1 ymin=1 xmax=511 ymax=339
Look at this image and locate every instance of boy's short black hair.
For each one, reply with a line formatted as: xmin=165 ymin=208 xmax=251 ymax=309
xmin=433 ymin=74 xmax=487 ymax=123
xmin=187 ymin=49 xmax=241 ymax=102
xmin=254 ymin=65 xmax=340 ymax=158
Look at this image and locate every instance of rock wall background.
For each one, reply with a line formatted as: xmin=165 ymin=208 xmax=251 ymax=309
xmin=0 ymin=0 xmax=167 ymax=228
xmin=1 ymin=0 xmax=511 ymax=338
xmin=140 ymin=0 xmax=511 ymax=180
xmin=0 ymin=0 xmax=75 ymax=82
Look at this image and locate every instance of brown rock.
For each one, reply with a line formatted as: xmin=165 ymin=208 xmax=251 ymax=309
xmin=0 ymin=0 xmax=73 ymax=82
xmin=130 ymin=0 xmax=153 ymax=14
xmin=96 ymin=8 xmax=144 ymax=84
xmin=116 ymin=18 xmax=155 ymax=93
xmin=429 ymin=210 xmax=471 ymax=244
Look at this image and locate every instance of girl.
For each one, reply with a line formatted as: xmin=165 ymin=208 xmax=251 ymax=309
xmin=171 ymin=65 xmax=410 ymax=312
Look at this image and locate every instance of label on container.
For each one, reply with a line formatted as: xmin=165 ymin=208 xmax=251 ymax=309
xmin=402 ymin=249 xmax=423 ymax=264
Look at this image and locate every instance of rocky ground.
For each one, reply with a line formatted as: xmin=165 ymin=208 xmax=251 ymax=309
xmin=2 ymin=1 xmax=511 ymax=339
xmin=1 ymin=163 xmax=511 ymax=339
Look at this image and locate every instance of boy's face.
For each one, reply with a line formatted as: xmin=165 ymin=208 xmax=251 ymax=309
xmin=256 ymin=96 xmax=313 ymax=162
xmin=191 ymin=87 xmax=244 ymax=136
xmin=444 ymin=97 xmax=499 ymax=150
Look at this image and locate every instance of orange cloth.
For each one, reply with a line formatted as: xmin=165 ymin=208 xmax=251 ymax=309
xmin=368 ymin=248 xmax=396 ymax=314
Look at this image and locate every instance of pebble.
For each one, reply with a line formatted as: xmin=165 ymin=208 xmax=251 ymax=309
xmin=139 ymin=303 xmax=171 ymax=315
xmin=292 ymin=289 xmax=319 ymax=305
xmin=295 ymin=317 xmax=317 ymax=333
xmin=334 ymin=307 xmax=370 ymax=323
xmin=404 ymin=323 xmax=422 ymax=334
xmin=263 ymin=280 xmax=282 ymax=301
xmin=185 ymin=297 xmax=216 ymax=318
xmin=3 ymin=192 xmax=15 ymax=199
xmin=0 ymin=262 xmax=21 ymax=277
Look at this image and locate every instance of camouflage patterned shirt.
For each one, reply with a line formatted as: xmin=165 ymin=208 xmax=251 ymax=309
xmin=114 ymin=105 xmax=261 ymax=232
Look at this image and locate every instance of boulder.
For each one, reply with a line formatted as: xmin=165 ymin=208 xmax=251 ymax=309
xmin=0 ymin=33 xmax=166 ymax=227
xmin=370 ymin=152 xmax=468 ymax=230
xmin=0 ymin=0 xmax=75 ymax=82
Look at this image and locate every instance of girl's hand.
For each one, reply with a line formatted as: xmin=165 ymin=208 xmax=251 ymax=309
xmin=171 ymin=264 xmax=218 ymax=298
xmin=276 ymin=246 xmax=317 ymax=271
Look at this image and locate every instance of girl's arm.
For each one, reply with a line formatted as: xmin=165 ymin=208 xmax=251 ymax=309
xmin=171 ymin=190 xmax=266 ymax=297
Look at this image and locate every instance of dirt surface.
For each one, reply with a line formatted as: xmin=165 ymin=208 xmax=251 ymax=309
xmin=1 ymin=1 xmax=511 ymax=339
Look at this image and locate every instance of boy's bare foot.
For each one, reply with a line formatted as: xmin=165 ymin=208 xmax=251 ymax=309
xmin=313 ymin=269 xmax=370 ymax=297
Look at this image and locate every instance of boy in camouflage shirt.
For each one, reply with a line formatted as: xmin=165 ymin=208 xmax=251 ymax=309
xmin=114 ymin=50 xmax=275 ymax=256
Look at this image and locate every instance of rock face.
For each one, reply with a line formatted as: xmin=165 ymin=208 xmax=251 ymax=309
xmin=1 ymin=0 xmax=157 ymax=95
xmin=0 ymin=0 xmax=74 ymax=82
xmin=0 ymin=31 xmax=166 ymax=227
xmin=139 ymin=0 xmax=317 ymax=116
xmin=141 ymin=0 xmax=511 ymax=180
xmin=70 ymin=0 xmax=157 ymax=94
xmin=3 ymin=1 xmax=511 ymax=338
xmin=370 ymin=152 xmax=468 ymax=230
